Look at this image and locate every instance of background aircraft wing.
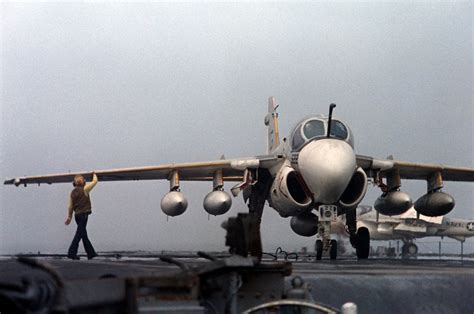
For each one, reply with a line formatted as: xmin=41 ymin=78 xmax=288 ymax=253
xmin=356 ymin=155 xmax=474 ymax=182
xmin=399 ymin=207 xmax=443 ymax=224
xmin=4 ymin=156 xmax=282 ymax=186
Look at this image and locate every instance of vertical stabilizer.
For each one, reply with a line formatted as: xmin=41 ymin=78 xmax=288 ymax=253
xmin=264 ymin=96 xmax=280 ymax=153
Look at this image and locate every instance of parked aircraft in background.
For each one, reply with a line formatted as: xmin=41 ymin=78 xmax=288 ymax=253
xmin=333 ymin=205 xmax=474 ymax=256
xmin=5 ymin=97 xmax=474 ymax=260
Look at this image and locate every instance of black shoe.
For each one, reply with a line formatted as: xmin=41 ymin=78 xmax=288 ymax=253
xmin=68 ymin=255 xmax=80 ymax=260
xmin=87 ymin=253 xmax=98 ymax=260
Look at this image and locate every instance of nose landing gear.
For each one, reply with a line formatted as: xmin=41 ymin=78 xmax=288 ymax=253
xmin=314 ymin=205 xmax=339 ymax=260
xmin=314 ymin=206 xmax=371 ymax=261
xmin=329 ymin=239 xmax=338 ymax=260
xmin=315 ymin=240 xmax=323 ymax=260
xmin=314 ymin=239 xmax=338 ymax=260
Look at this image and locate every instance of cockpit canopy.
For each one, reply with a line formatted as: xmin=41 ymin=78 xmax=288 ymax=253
xmin=290 ymin=116 xmax=354 ymax=151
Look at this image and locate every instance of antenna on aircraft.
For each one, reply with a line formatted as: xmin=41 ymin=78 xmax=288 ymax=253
xmin=327 ymin=103 xmax=336 ymax=138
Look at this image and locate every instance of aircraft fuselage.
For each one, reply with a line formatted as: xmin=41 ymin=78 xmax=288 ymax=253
xmin=357 ymin=215 xmax=474 ymax=241
xmin=268 ymin=115 xmax=364 ymax=218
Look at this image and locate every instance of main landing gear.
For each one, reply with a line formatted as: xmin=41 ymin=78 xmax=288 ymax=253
xmin=401 ymin=240 xmax=418 ymax=258
xmin=355 ymin=227 xmax=370 ymax=259
xmin=346 ymin=209 xmax=370 ymax=259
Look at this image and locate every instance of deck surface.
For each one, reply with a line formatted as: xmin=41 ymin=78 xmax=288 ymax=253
xmin=1 ymin=255 xmax=473 ymax=313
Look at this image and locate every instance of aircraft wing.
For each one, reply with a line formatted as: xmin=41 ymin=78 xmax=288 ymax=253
xmin=4 ymin=156 xmax=282 ymax=186
xmin=399 ymin=207 xmax=443 ymax=224
xmin=356 ymin=155 xmax=474 ymax=182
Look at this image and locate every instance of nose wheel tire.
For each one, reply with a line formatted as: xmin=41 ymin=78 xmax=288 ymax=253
xmin=329 ymin=240 xmax=337 ymax=260
xmin=356 ymin=227 xmax=370 ymax=259
xmin=315 ymin=240 xmax=323 ymax=260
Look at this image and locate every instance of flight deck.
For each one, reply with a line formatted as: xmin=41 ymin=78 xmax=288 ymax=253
xmin=1 ymin=254 xmax=473 ymax=313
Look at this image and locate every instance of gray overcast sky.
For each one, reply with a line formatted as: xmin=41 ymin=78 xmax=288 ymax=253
xmin=1 ymin=2 xmax=472 ymax=255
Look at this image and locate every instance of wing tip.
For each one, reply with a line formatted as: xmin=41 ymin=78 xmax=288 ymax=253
xmin=4 ymin=178 xmax=21 ymax=186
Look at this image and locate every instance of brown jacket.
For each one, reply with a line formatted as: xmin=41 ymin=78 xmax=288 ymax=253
xmin=70 ymin=187 xmax=92 ymax=215
xmin=67 ymin=174 xmax=98 ymax=218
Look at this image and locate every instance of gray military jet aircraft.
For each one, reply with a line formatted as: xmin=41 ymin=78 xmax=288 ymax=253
xmin=333 ymin=205 xmax=474 ymax=256
xmin=5 ymin=97 xmax=474 ymax=260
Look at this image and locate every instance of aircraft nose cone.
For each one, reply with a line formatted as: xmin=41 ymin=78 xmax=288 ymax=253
xmin=297 ymin=139 xmax=356 ymax=204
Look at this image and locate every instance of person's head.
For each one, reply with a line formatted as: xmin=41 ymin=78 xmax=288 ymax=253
xmin=73 ymin=175 xmax=85 ymax=187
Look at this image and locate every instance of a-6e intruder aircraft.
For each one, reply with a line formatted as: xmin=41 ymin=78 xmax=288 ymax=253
xmin=332 ymin=205 xmax=474 ymax=257
xmin=5 ymin=97 xmax=474 ymax=260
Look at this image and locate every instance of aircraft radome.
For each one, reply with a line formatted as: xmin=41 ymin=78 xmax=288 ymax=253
xmin=5 ymin=97 xmax=474 ymax=260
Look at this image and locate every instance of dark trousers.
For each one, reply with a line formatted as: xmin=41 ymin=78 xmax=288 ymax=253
xmin=68 ymin=213 xmax=96 ymax=258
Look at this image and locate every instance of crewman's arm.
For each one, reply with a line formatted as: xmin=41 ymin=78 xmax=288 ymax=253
xmin=68 ymin=196 xmax=73 ymax=218
xmin=65 ymin=195 xmax=73 ymax=225
xmin=84 ymin=173 xmax=98 ymax=195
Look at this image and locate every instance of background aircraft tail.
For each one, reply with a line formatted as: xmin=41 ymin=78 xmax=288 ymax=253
xmin=265 ymin=96 xmax=280 ymax=153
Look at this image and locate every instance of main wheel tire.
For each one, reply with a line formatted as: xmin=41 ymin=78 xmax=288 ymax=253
xmin=356 ymin=227 xmax=370 ymax=259
xmin=407 ymin=243 xmax=418 ymax=255
xmin=330 ymin=239 xmax=337 ymax=260
xmin=315 ymin=240 xmax=323 ymax=260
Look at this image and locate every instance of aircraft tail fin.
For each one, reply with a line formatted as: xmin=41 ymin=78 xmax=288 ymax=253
xmin=264 ymin=96 xmax=280 ymax=153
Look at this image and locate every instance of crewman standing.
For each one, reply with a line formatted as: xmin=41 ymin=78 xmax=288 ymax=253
xmin=65 ymin=173 xmax=98 ymax=260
